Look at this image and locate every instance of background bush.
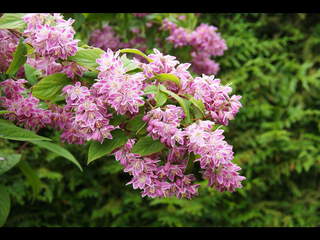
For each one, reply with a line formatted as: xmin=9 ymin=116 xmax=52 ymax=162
xmin=1 ymin=13 xmax=320 ymax=227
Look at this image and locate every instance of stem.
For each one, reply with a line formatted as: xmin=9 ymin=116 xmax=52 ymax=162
xmin=17 ymin=142 xmax=28 ymax=153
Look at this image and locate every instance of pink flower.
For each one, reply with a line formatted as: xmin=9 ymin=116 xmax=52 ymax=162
xmin=139 ymin=48 xmax=180 ymax=78
xmin=161 ymin=19 xmax=227 ymax=75
xmin=23 ymin=13 xmax=78 ymax=60
xmin=0 ymin=30 xmax=19 ymax=72
xmin=27 ymin=56 xmax=62 ymax=76
xmin=143 ymin=105 xmax=185 ymax=147
xmin=191 ymin=52 xmax=220 ymax=75
xmin=203 ymin=162 xmax=246 ymax=192
xmin=89 ymin=25 xmax=122 ymax=51
xmin=189 ymin=23 xmax=227 ymax=56
xmin=0 ymin=79 xmax=27 ymax=99
xmin=94 ymin=50 xmax=146 ymax=115
xmin=96 ymin=49 xmax=126 ymax=77
xmin=62 ymin=82 xmax=91 ymax=105
xmin=184 ymin=74 xmax=242 ymax=125
xmin=0 ymin=93 xmax=51 ymax=131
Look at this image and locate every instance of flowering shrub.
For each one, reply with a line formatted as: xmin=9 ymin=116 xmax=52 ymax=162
xmin=0 ymin=13 xmax=246 ymax=226
xmin=87 ymin=13 xmax=227 ymax=75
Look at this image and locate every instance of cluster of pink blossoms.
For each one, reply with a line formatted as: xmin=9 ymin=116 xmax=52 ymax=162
xmin=53 ymin=47 xmax=244 ymax=198
xmin=184 ymin=74 xmax=242 ymax=126
xmin=0 ymin=79 xmax=51 ymax=130
xmin=184 ymin=121 xmax=245 ymax=192
xmin=0 ymin=30 xmax=19 ymax=73
xmin=89 ymin=25 xmax=147 ymax=56
xmin=136 ymin=48 xmax=193 ymax=93
xmin=92 ymin=49 xmax=145 ymax=116
xmin=0 ymin=12 xmax=245 ymax=199
xmin=114 ymin=139 xmax=200 ymax=198
xmin=143 ymin=105 xmax=185 ymax=147
xmin=22 ymin=13 xmax=86 ymax=78
xmin=162 ymin=19 xmax=227 ymax=75
xmin=61 ymin=82 xmax=116 ymax=143
xmin=136 ymin=48 xmax=242 ymax=125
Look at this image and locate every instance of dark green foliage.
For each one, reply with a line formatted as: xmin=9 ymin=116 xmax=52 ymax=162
xmin=1 ymin=13 xmax=320 ymax=227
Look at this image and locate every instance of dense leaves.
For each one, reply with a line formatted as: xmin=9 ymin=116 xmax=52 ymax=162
xmin=0 ymin=185 xmax=10 ymax=227
xmin=88 ymin=130 xmax=129 ymax=164
xmin=32 ymin=73 xmax=70 ymax=100
xmin=0 ymin=119 xmax=50 ymax=141
xmin=131 ymin=136 xmax=165 ymax=156
xmin=30 ymin=141 xmax=82 ymax=171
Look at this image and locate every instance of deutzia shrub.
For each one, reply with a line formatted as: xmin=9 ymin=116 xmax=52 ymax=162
xmin=0 ymin=13 xmax=245 ymax=201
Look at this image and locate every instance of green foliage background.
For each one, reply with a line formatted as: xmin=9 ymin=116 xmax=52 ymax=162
xmin=1 ymin=13 xmax=320 ymax=227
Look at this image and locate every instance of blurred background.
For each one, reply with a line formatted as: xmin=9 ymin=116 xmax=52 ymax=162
xmin=1 ymin=13 xmax=320 ymax=227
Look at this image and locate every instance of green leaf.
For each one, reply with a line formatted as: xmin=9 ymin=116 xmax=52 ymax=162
xmin=68 ymin=47 xmax=105 ymax=71
xmin=82 ymin=71 xmax=98 ymax=79
xmin=24 ymin=63 xmax=41 ymax=85
xmin=150 ymin=73 xmax=181 ymax=88
xmin=0 ymin=13 xmax=26 ymax=30
xmin=32 ymin=73 xmax=70 ymax=100
xmin=119 ymin=48 xmax=153 ymax=62
xmin=6 ymin=38 xmax=27 ymax=76
xmin=121 ymin=54 xmax=139 ymax=72
xmin=109 ymin=114 xmax=128 ymax=126
xmin=30 ymin=141 xmax=82 ymax=172
xmin=131 ymin=136 xmax=165 ymax=156
xmin=189 ymin=96 xmax=205 ymax=117
xmin=126 ymin=114 xmax=145 ymax=132
xmin=88 ymin=130 xmax=129 ymax=164
xmin=0 ymin=111 xmax=12 ymax=115
xmin=155 ymin=89 xmax=168 ymax=107
xmin=0 ymin=185 xmax=10 ymax=227
xmin=0 ymin=119 xmax=51 ymax=141
xmin=25 ymin=44 xmax=34 ymax=55
xmin=159 ymin=85 xmax=191 ymax=124
xmin=0 ymin=153 xmax=21 ymax=175
xmin=17 ymin=161 xmax=41 ymax=199
xmin=144 ymin=85 xmax=158 ymax=95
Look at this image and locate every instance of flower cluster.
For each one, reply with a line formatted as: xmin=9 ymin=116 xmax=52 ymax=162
xmin=114 ymin=139 xmax=200 ymax=199
xmin=49 ymin=104 xmax=86 ymax=144
xmin=89 ymin=25 xmax=147 ymax=56
xmin=143 ymin=105 xmax=185 ymax=147
xmin=92 ymin=49 xmax=145 ymax=115
xmin=89 ymin=25 xmax=123 ymax=51
xmin=136 ymin=48 xmax=193 ymax=93
xmin=184 ymin=120 xmax=245 ymax=192
xmin=62 ymin=82 xmax=116 ymax=143
xmin=0 ymin=30 xmax=19 ymax=73
xmin=183 ymin=74 xmax=242 ymax=125
xmin=22 ymin=13 xmax=86 ymax=78
xmin=23 ymin=13 xmax=78 ymax=60
xmin=0 ymin=79 xmax=51 ymax=130
xmin=0 ymin=12 xmax=245 ymax=199
xmin=162 ymin=19 xmax=227 ymax=75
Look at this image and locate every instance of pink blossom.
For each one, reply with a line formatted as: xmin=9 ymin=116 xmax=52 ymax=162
xmin=23 ymin=13 xmax=79 ymax=60
xmin=184 ymin=74 xmax=242 ymax=125
xmin=89 ymin=25 xmax=122 ymax=51
xmin=191 ymin=52 xmax=220 ymax=75
xmin=189 ymin=23 xmax=227 ymax=56
xmin=143 ymin=105 xmax=185 ymax=147
xmin=0 ymin=80 xmax=51 ymax=131
xmin=62 ymin=82 xmax=91 ymax=105
xmin=203 ymin=162 xmax=246 ymax=192
xmin=0 ymin=30 xmax=19 ymax=73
